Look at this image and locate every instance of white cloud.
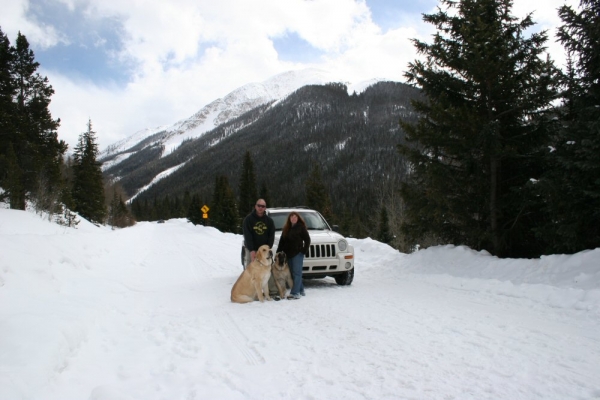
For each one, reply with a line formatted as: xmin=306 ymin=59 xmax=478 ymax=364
xmin=2 ymin=0 xmax=581 ymax=151
xmin=1 ymin=0 xmax=66 ymax=48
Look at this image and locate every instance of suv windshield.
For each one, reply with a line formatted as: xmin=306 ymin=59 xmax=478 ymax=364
xmin=269 ymin=211 xmax=330 ymax=231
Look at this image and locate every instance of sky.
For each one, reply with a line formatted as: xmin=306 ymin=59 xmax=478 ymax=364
xmin=1 ymin=0 xmax=580 ymax=151
xmin=1 ymin=206 xmax=599 ymax=399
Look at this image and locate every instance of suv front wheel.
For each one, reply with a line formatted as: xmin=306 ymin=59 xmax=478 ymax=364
xmin=334 ymin=268 xmax=354 ymax=286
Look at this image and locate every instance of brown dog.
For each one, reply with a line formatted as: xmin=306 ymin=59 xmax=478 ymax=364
xmin=271 ymin=251 xmax=293 ymax=300
xmin=231 ymin=245 xmax=273 ymax=303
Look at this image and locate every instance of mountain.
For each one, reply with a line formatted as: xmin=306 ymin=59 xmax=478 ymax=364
xmin=100 ymin=69 xmax=423 ymax=237
xmin=100 ymin=69 xmax=346 ymax=169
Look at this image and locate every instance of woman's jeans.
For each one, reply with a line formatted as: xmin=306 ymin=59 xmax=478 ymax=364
xmin=289 ymin=253 xmax=304 ymax=295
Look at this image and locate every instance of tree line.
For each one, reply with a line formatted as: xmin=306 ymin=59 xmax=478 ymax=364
xmin=4 ymin=0 xmax=598 ymax=257
xmin=0 ymin=28 xmax=133 ymax=228
xmin=130 ymin=150 xmax=340 ymax=233
xmin=397 ymin=0 xmax=599 ymax=257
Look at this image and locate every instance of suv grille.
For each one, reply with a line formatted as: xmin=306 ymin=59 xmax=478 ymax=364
xmin=307 ymin=244 xmax=336 ymax=259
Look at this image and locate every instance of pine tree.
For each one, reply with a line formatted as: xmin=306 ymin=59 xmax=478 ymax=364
xmin=108 ymin=190 xmax=134 ymax=228
xmin=131 ymin=199 xmax=143 ymax=221
xmin=108 ymin=192 xmax=119 ymax=226
xmin=72 ymin=119 xmax=106 ymax=224
xmin=11 ymin=32 xmax=66 ymax=204
xmin=536 ymin=0 xmax=600 ymax=253
xmin=0 ymin=28 xmax=16 ymax=189
xmin=3 ymin=143 xmax=24 ymax=208
xmin=181 ymin=191 xmax=192 ymax=218
xmin=305 ymin=163 xmax=334 ymax=223
xmin=142 ymin=199 xmax=150 ymax=220
xmin=187 ymin=193 xmax=204 ymax=225
xmin=259 ymin=182 xmax=271 ymax=208
xmin=212 ymin=175 xmax=238 ymax=233
xmin=58 ymin=166 xmax=78 ymax=228
xmin=150 ymin=197 xmax=159 ymax=221
xmin=159 ymin=195 xmax=171 ymax=220
xmin=0 ymin=29 xmax=66 ymax=210
xmin=238 ymin=151 xmax=258 ymax=217
xmin=377 ymin=206 xmax=393 ymax=244
xmin=398 ymin=0 xmax=558 ymax=257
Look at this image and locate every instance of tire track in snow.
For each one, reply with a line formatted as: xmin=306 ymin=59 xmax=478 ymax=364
xmin=215 ymin=311 xmax=265 ymax=365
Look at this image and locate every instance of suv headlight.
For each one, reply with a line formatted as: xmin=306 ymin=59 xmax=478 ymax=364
xmin=338 ymin=239 xmax=348 ymax=252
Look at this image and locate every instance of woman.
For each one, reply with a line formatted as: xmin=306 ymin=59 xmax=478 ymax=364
xmin=276 ymin=212 xmax=311 ymax=300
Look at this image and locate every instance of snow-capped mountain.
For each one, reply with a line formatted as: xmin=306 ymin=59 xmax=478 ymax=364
xmin=99 ymin=69 xmax=418 ymax=212
xmin=100 ymin=68 xmax=381 ymax=167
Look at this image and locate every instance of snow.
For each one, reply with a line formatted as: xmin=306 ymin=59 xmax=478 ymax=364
xmin=99 ymin=69 xmax=387 ymax=160
xmin=100 ymin=125 xmax=169 ymax=161
xmin=100 ymin=152 xmax=135 ymax=172
xmin=1 ymin=208 xmax=599 ymax=400
xmin=127 ymin=162 xmax=187 ymax=202
xmin=97 ymin=69 xmax=391 ymax=200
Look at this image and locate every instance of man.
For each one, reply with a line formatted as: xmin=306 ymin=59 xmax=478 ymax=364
xmin=242 ymin=199 xmax=275 ymax=267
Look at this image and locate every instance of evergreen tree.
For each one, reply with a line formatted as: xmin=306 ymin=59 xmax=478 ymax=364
xmin=259 ymin=182 xmax=271 ymax=208
xmin=187 ymin=193 xmax=204 ymax=225
xmin=3 ymin=143 xmax=24 ymax=208
xmin=536 ymin=0 xmax=600 ymax=253
xmin=212 ymin=175 xmax=238 ymax=233
xmin=377 ymin=206 xmax=393 ymax=244
xmin=72 ymin=119 xmax=106 ymax=224
xmin=12 ymin=32 xmax=66 ymax=203
xmin=108 ymin=190 xmax=134 ymax=228
xmin=58 ymin=163 xmax=78 ymax=228
xmin=131 ymin=198 xmax=143 ymax=221
xmin=398 ymin=0 xmax=558 ymax=257
xmin=181 ymin=190 xmax=192 ymax=218
xmin=159 ymin=195 xmax=171 ymax=220
xmin=140 ymin=198 xmax=150 ymax=221
xmin=150 ymin=197 xmax=159 ymax=221
xmin=0 ymin=29 xmax=66 ymax=210
xmin=238 ymin=151 xmax=258 ymax=217
xmin=305 ymin=163 xmax=334 ymax=222
xmin=338 ymin=206 xmax=353 ymax=237
xmin=0 ymin=28 xmax=16 ymax=186
xmin=108 ymin=193 xmax=119 ymax=225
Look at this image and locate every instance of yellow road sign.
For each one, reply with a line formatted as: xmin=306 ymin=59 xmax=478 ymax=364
xmin=201 ymin=205 xmax=210 ymax=213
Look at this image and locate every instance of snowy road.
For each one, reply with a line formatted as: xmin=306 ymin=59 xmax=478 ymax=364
xmin=1 ymin=212 xmax=599 ymax=399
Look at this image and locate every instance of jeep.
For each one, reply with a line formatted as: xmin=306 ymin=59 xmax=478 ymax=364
xmin=241 ymin=207 xmax=354 ymax=285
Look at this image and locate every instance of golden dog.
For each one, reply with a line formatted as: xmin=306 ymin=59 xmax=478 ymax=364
xmin=272 ymin=251 xmax=293 ymax=300
xmin=231 ymin=245 xmax=273 ymax=303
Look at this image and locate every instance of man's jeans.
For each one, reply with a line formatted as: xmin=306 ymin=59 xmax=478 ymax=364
xmin=289 ymin=253 xmax=305 ymax=295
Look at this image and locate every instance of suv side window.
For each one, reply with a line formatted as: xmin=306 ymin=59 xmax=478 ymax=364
xmin=300 ymin=212 xmax=329 ymax=230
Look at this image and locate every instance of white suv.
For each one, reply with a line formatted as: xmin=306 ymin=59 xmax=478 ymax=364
xmin=242 ymin=207 xmax=355 ymax=285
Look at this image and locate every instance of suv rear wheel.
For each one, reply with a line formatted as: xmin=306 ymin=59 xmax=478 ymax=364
xmin=334 ymin=268 xmax=354 ymax=286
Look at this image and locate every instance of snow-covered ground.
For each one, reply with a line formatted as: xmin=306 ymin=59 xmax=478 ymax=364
xmin=1 ymin=208 xmax=599 ymax=400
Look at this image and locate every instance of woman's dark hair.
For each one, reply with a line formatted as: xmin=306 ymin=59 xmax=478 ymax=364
xmin=282 ymin=212 xmax=306 ymax=236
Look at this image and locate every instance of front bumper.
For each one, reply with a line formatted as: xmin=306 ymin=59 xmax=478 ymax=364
xmin=302 ymin=244 xmax=354 ymax=276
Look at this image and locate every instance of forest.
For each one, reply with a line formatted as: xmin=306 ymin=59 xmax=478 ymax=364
xmin=2 ymin=0 xmax=598 ymax=257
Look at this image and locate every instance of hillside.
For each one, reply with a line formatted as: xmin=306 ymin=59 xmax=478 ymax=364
xmin=102 ymin=80 xmax=422 ymax=235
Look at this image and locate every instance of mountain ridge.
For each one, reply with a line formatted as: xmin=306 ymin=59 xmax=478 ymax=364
xmin=100 ymin=70 xmax=423 ymax=237
xmin=100 ymin=68 xmax=384 ymax=169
